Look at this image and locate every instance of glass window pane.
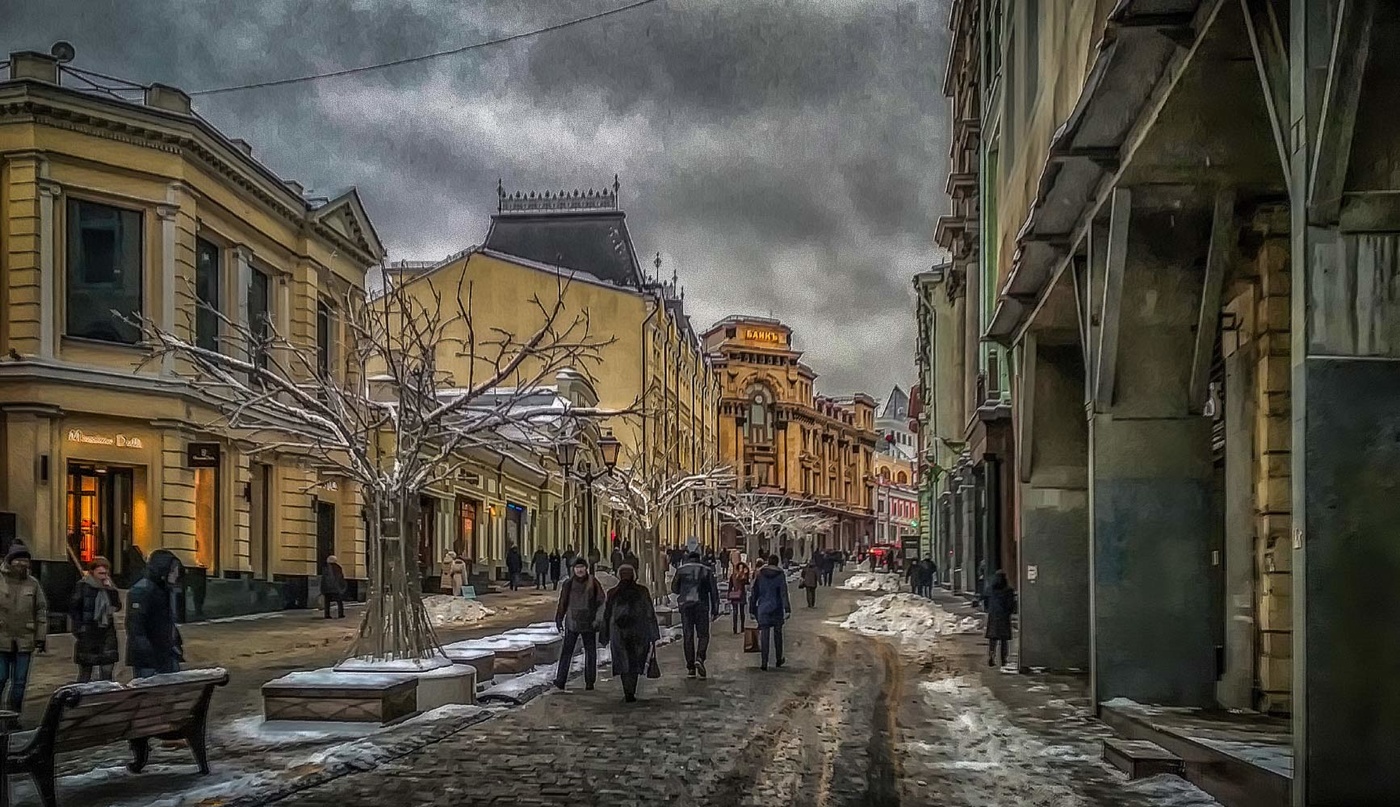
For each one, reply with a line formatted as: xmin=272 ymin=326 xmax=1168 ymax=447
xmin=195 ymin=238 xmax=220 ymax=352
xmin=316 ymin=299 xmax=332 ymax=378
xmin=247 ymin=268 xmax=270 ymax=368
xmin=66 ymin=199 xmax=143 ymax=343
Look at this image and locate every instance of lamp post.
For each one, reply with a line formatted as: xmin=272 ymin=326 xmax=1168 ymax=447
xmin=555 ymin=430 xmax=621 ymax=560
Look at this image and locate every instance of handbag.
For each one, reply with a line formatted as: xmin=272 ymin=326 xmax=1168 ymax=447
xmin=646 ymin=645 xmax=662 ymax=679
xmin=743 ymin=626 xmax=759 ymax=653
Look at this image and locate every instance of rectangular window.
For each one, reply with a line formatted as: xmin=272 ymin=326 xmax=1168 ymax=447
xmin=247 ymin=267 xmax=270 ymax=369
xmin=66 ymin=199 xmax=143 ymax=343
xmin=195 ymin=237 xmax=220 ymax=352
xmin=316 ymin=298 xmax=333 ymax=379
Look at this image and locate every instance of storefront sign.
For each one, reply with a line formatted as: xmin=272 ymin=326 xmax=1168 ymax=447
xmin=186 ymin=442 xmax=221 ymax=468
xmin=744 ymin=328 xmax=784 ymax=344
xmin=67 ymin=429 xmax=144 ymax=449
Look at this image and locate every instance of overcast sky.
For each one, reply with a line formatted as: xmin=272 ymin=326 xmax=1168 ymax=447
xmin=3 ymin=0 xmax=950 ymax=398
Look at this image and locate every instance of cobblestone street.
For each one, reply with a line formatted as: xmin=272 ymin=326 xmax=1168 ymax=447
xmin=253 ymin=585 xmax=1213 ymax=807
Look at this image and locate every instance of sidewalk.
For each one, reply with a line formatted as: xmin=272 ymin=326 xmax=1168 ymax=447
xmin=18 ymin=585 xmax=562 ymax=727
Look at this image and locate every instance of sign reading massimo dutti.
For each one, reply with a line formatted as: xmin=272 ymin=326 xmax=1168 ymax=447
xmin=187 ymin=442 xmax=221 ymax=468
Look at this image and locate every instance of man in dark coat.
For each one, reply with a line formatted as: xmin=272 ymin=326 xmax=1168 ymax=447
xmin=602 ymin=564 xmax=660 ymax=703
xmin=554 ymin=558 xmax=606 ymax=691
xmin=70 ymin=556 xmax=122 ymax=682
xmin=983 ymin=570 xmax=1017 ymax=667
xmin=126 ymin=549 xmax=184 ymax=678
xmin=749 ymin=554 xmax=791 ymax=671
xmin=548 ymin=550 xmax=562 ymax=589
xmin=587 ymin=545 xmax=602 ymax=571
xmin=321 ymin=555 xmax=348 ymax=619
xmin=671 ymin=551 xmax=720 ymax=678
xmin=819 ymin=550 xmax=836 ymax=586
xmin=918 ymin=558 xmax=937 ymax=598
xmin=610 ymin=546 xmax=625 ymax=572
xmin=562 ymin=546 xmax=577 ymax=574
xmin=799 ymin=559 xmax=821 ymax=608
xmin=505 ymin=545 xmax=523 ymax=591
xmin=532 ymin=548 xmax=550 ymax=590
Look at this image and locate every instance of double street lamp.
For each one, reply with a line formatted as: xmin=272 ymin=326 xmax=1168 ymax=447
xmin=555 ymin=430 xmax=622 ymax=558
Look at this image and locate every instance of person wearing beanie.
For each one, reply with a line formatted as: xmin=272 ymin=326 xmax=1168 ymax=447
xmin=126 ymin=548 xmax=184 ymax=678
xmin=69 ymin=556 xmax=121 ymax=681
xmin=553 ymin=557 xmax=605 ymax=691
xmin=0 ymin=539 xmax=48 ymax=713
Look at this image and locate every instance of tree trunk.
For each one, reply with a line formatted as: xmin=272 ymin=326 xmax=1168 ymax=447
xmin=350 ymin=489 xmax=442 ymax=661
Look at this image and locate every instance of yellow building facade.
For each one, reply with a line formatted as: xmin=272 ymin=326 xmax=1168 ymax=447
xmin=704 ymin=316 xmax=878 ymax=552
xmin=385 ymin=186 xmax=720 ymax=561
xmin=0 ymin=51 xmax=383 ymax=614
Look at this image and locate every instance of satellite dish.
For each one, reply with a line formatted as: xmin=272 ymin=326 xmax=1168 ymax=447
xmin=50 ymin=41 xmax=76 ymax=63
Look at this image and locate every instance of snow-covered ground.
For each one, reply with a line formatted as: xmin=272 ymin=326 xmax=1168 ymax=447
xmin=907 ymin=676 xmax=1219 ymax=807
xmin=839 ymin=593 xmax=981 ymax=653
xmin=839 ymin=571 xmax=904 ymax=593
xmin=422 ymin=594 xmax=496 ymax=627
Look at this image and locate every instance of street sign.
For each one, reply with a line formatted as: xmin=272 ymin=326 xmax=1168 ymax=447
xmin=186 ymin=442 xmax=220 ymax=468
xmin=900 ymin=535 xmax=919 ymax=559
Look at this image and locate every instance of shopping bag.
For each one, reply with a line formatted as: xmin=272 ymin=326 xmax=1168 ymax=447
xmin=743 ymin=626 xmax=760 ymax=653
xmin=646 ymin=645 xmax=662 ymax=679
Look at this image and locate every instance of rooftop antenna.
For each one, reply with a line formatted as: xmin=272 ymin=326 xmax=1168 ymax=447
xmin=654 ymin=252 xmax=662 ymax=285
xmin=50 ymin=41 xmax=76 ymax=63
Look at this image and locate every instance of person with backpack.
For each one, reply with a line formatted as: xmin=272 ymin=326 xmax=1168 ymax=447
xmin=671 ymin=551 xmax=720 ymax=678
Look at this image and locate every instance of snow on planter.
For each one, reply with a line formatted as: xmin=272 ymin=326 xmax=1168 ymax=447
xmin=839 ymin=572 xmax=904 ymax=593
xmin=840 ymin=593 xmax=982 ymax=653
xmin=262 ymin=669 xmax=419 ymax=724
xmin=501 ymin=628 xmax=565 ymax=665
xmin=455 ymin=637 xmax=536 ymax=674
xmin=438 ymin=643 xmax=497 ymax=683
xmin=333 ymin=656 xmax=476 ymax=710
xmin=422 ymin=594 xmax=496 ymax=627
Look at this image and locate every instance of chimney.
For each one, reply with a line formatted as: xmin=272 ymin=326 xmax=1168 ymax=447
xmin=8 ymin=51 xmax=59 ymax=84
xmin=230 ymin=139 xmax=253 ymax=157
xmin=143 ymin=83 xmax=192 ymax=115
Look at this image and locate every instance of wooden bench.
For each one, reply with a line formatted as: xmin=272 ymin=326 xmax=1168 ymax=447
xmin=3 ymin=668 xmax=229 ymax=807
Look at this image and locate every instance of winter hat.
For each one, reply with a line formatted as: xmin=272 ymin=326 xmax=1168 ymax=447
xmin=617 ymin=564 xmax=637 ymax=581
xmin=572 ymin=557 xmax=590 ymax=569
xmin=5 ymin=540 xmax=30 ymax=563
xmin=326 ymin=555 xmax=339 ymax=565
xmin=88 ymin=556 xmax=111 ymax=571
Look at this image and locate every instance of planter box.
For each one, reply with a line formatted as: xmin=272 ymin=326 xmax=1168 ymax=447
xmin=262 ymin=670 xmax=418 ymax=724
xmin=334 ymin=658 xmax=477 ymax=710
xmin=440 ymin=644 xmax=497 ymax=684
xmin=456 ymin=638 xmax=536 ymax=675
xmin=502 ymin=630 xmax=564 ymax=666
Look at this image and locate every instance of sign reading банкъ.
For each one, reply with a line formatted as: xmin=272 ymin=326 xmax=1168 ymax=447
xmin=67 ymin=429 xmax=144 ymax=449
xmin=744 ymin=328 xmax=784 ymax=344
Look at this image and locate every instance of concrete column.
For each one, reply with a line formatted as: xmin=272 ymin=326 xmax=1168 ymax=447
xmin=36 ymin=178 xmax=59 ymax=359
xmin=156 ymin=192 xmax=180 ymax=376
xmin=1089 ymin=206 xmax=1218 ymax=708
xmin=1019 ymin=341 xmax=1090 ymax=672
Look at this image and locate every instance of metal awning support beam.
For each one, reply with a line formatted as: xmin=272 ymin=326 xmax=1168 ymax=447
xmin=1239 ymin=0 xmax=1291 ymax=186
xmin=1093 ymin=188 xmax=1131 ymax=412
xmin=1188 ymin=188 xmax=1237 ymax=414
xmin=1309 ymin=0 xmax=1376 ymax=225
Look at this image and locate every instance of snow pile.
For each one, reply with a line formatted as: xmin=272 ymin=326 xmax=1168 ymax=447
xmin=840 ymin=593 xmax=981 ymax=652
xmin=839 ymin=572 xmax=903 ymax=593
xmin=423 ymin=594 xmax=496 ymax=627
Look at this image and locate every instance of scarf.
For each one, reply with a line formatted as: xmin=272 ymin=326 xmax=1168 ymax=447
xmin=86 ymin=576 xmax=116 ymax=628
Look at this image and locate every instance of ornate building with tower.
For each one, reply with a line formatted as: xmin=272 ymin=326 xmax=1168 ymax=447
xmin=704 ymin=316 xmax=878 ymax=553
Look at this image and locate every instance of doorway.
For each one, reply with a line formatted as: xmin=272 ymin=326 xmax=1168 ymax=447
xmin=315 ymin=500 xmax=336 ymax=569
xmin=456 ymin=497 xmax=478 ymax=562
xmin=66 ymin=464 xmax=135 ymax=584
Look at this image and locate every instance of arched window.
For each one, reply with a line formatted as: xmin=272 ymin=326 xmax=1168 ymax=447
xmin=897 ymin=471 xmax=908 ymax=485
xmin=747 ymin=384 xmax=774 ymax=445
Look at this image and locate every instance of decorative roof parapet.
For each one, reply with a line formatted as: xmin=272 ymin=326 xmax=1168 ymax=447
xmin=497 ymin=175 xmax=622 ymax=214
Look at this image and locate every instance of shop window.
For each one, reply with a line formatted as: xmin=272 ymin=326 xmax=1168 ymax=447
xmin=194 ymin=466 xmax=219 ymax=570
xmin=316 ymin=298 xmax=333 ymax=379
xmin=746 ymin=385 xmax=774 ymax=445
xmin=247 ymin=267 xmax=271 ymax=370
xmin=456 ymin=497 xmax=478 ymax=561
xmin=66 ymin=199 xmax=143 ymax=343
xmin=195 ymin=237 xmax=221 ymax=351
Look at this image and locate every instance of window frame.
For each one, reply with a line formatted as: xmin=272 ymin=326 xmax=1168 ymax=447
xmin=194 ymin=236 xmax=222 ymax=352
xmin=63 ymin=197 xmax=145 ymax=345
xmin=246 ymin=264 xmax=272 ymax=371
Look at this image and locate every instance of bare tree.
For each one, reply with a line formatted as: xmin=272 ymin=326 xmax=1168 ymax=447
xmin=130 ymin=270 xmax=623 ymax=662
xmin=714 ymin=492 xmax=814 ymax=562
xmin=599 ymin=439 xmax=735 ymax=594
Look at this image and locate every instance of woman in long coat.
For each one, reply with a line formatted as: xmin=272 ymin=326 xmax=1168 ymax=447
xmin=727 ymin=562 xmax=751 ymax=634
xmin=69 ymin=556 xmax=121 ymax=681
xmin=440 ymin=551 xmax=467 ymax=595
xmin=601 ymin=564 xmax=660 ymax=703
xmin=983 ymin=570 xmax=1017 ymax=668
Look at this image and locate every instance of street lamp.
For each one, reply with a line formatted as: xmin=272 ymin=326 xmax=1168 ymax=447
xmin=555 ymin=430 xmax=622 ymax=562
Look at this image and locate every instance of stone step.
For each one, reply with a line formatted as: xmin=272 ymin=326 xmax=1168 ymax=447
xmin=1103 ymin=737 xmax=1185 ymax=780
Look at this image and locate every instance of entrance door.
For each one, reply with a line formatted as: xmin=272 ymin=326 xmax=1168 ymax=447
xmin=315 ymin=501 xmax=336 ymax=569
xmin=456 ymin=498 xmax=478 ymax=562
xmin=66 ymin=465 xmax=134 ymax=580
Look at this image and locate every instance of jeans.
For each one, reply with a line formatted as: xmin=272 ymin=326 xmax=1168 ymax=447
xmin=323 ymin=593 xmax=345 ymax=619
xmin=535 ymin=574 xmax=546 ymax=590
xmin=78 ymin=664 xmax=115 ymax=683
xmin=555 ymin=630 xmax=598 ymax=688
xmin=758 ymin=624 xmax=784 ymax=667
xmin=679 ymin=605 xmax=711 ymax=670
xmin=821 ymin=569 xmax=833 ymax=586
xmin=729 ymin=599 xmax=745 ymax=633
xmin=0 ymin=651 xmax=33 ymax=712
xmin=989 ymin=638 xmax=1009 ymax=666
xmin=805 ymin=586 xmax=816 ymax=608
xmin=133 ymin=659 xmax=181 ymax=679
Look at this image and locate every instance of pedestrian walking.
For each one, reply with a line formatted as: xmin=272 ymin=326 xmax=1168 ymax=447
xmin=587 ymin=545 xmax=601 ymax=571
xmin=836 ymin=550 xmax=846 ymax=572
xmin=820 ymin=550 xmax=836 ymax=586
xmin=671 ymin=551 xmax=720 ymax=678
xmin=440 ymin=551 xmax=467 ymax=596
xmin=548 ymin=549 xmax=562 ymax=589
xmin=532 ymin=548 xmax=550 ymax=590
xmin=127 ymin=548 xmax=184 ymax=678
xmin=727 ymin=561 xmax=751 ymax=634
xmin=610 ymin=545 xmax=625 ymax=572
xmin=506 ymin=544 xmax=523 ymax=591
xmin=0 ymin=540 xmax=46 ymax=712
xmin=749 ymin=554 xmax=791 ymax=671
xmin=983 ymin=570 xmax=1017 ymax=668
xmin=563 ymin=545 xmax=577 ymax=574
xmin=917 ymin=557 xmax=936 ymax=598
xmin=70 ymin=556 xmax=121 ymax=681
xmin=321 ymin=555 xmax=348 ymax=618
xmin=602 ymin=564 xmax=660 ymax=702
xmin=554 ymin=558 xmax=606 ymax=691
xmin=906 ymin=556 xmax=921 ymax=591
xmin=799 ymin=559 xmax=820 ymax=608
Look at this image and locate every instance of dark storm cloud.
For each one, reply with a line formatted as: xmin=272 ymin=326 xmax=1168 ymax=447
xmin=1 ymin=0 xmax=950 ymax=397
